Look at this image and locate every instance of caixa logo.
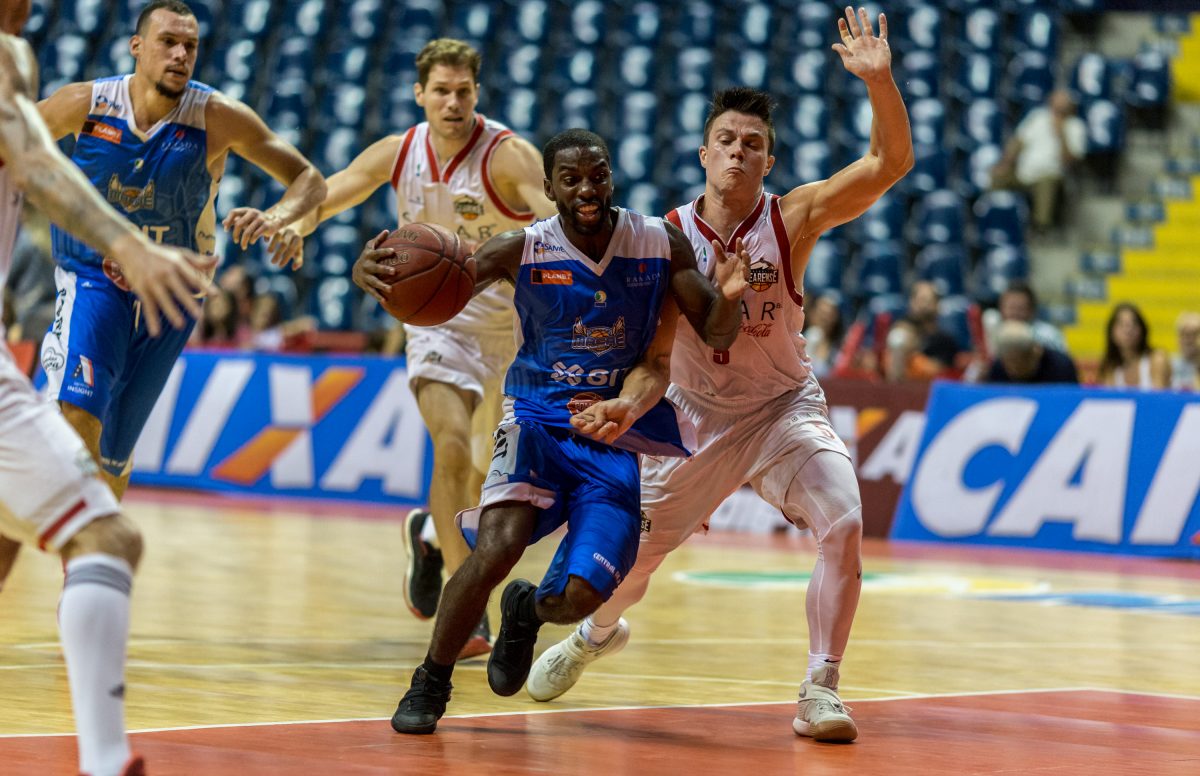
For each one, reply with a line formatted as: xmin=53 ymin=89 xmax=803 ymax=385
xmin=550 ymin=361 xmax=628 ymax=387
xmin=898 ymin=390 xmax=1200 ymax=556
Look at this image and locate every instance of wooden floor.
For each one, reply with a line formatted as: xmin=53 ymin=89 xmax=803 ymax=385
xmin=3 ymin=488 xmax=1200 ymax=774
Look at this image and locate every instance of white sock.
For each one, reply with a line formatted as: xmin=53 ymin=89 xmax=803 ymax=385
xmin=580 ymin=616 xmax=618 ymax=646
xmin=419 ymin=512 xmax=439 ymax=547
xmin=59 ymin=554 xmax=133 ymax=776
xmin=806 ymin=652 xmax=842 ymax=688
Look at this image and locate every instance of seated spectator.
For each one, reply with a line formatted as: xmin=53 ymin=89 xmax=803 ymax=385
xmin=193 ymin=289 xmax=240 ymax=348
xmin=1097 ymin=302 xmax=1171 ymax=389
xmin=983 ymin=280 xmax=1067 ymax=353
xmin=883 ymin=323 xmax=942 ymax=383
xmin=991 ymin=89 xmax=1086 ymax=233
xmin=1172 ymin=311 xmax=1200 ymax=390
xmin=895 ymin=280 xmax=965 ymax=372
xmin=803 ymin=293 xmax=845 ymax=378
xmin=986 ymin=321 xmax=1078 ymax=384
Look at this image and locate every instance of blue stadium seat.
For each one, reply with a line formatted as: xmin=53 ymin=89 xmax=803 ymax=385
xmin=974 ymin=191 xmax=1028 ymax=248
xmin=617 ymin=2 xmax=661 ymax=46
xmin=503 ymin=44 xmax=541 ymax=89
xmin=397 ymin=1 xmax=443 ymax=45
xmin=507 ymin=0 xmax=548 ymax=43
xmin=977 ymin=245 xmax=1030 ymax=301
xmin=898 ymin=49 xmax=939 ymax=101
xmin=495 ymin=88 xmax=539 ymax=135
xmin=324 ymin=45 xmax=369 ymax=84
xmin=569 ymin=0 xmax=605 ymax=46
xmin=672 ymin=135 xmax=707 ymax=189
xmin=551 ymin=50 xmax=597 ymax=90
xmin=856 ymin=241 xmax=905 ymax=299
xmin=959 ymin=8 xmax=1001 ymax=57
xmin=562 ymin=88 xmax=598 ymax=130
xmin=937 ymin=295 xmax=973 ymax=350
xmin=317 ymin=224 xmax=361 ymax=277
xmin=281 ymin=0 xmax=325 ymax=38
xmin=1127 ymin=48 xmax=1170 ymax=109
xmin=913 ymin=189 xmax=965 ymax=246
xmin=41 ymin=33 xmax=89 ymax=86
xmin=731 ymin=50 xmax=769 ymax=91
xmin=624 ymin=184 xmax=664 ymax=218
xmin=26 ymin=0 xmax=49 ymax=37
xmin=958 ymin=143 xmax=1003 ymax=199
xmin=787 ymin=95 xmax=829 ymax=143
xmin=314 ymin=278 xmax=356 ymax=331
xmin=740 ymin=2 xmax=772 ymax=47
xmin=1069 ymin=53 xmax=1116 ymax=105
xmin=916 ymin=245 xmax=968 ymax=298
xmin=905 ymin=145 xmax=950 ymax=196
xmin=93 ymin=38 xmax=135 ymax=77
xmin=898 ymin=3 xmax=941 ymax=52
xmin=857 ymin=194 xmax=907 ymax=243
xmin=54 ymin=0 xmax=104 ymax=35
xmin=1015 ymin=8 xmax=1059 ymax=58
xmin=791 ymin=141 xmax=834 ymax=184
xmin=622 ymin=90 xmax=658 ymax=135
xmin=618 ymin=46 xmax=657 ymax=90
xmin=448 ymin=1 xmax=494 ymax=47
xmin=338 ymin=0 xmax=384 ymax=43
xmin=314 ymin=128 xmax=361 ymax=174
xmin=238 ymin=0 xmax=274 ymax=37
xmin=959 ymin=99 xmax=1005 ymax=150
xmin=674 ymin=47 xmax=714 ymax=94
xmin=1083 ymin=99 xmax=1125 ymax=154
xmin=221 ymin=38 xmax=259 ymax=86
xmin=952 ymin=53 xmax=1000 ymax=102
xmin=909 ymin=98 xmax=946 ymax=148
xmin=673 ymin=92 xmax=710 ymax=137
xmin=1008 ymin=51 xmax=1055 ymax=111
xmin=669 ymin=1 xmax=717 ymax=48
xmin=785 ymin=50 xmax=828 ymax=96
xmin=273 ymin=37 xmax=316 ymax=82
xmin=804 ymin=240 xmax=844 ymax=295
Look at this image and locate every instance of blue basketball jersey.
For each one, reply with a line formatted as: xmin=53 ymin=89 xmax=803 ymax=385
xmin=506 ymin=209 xmax=693 ymax=457
xmin=51 ymin=75 xmax=217 ymax=276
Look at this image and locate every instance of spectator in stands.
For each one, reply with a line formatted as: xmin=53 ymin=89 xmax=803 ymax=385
xmin=986 ymin=321 xmax=1078 ymax=384
xmin=219 ymin=265 xmax=256 ymax=330
xmin=991 ymin=89 xmax=1086 ymax=233
xmin=248 ymin=291 xmax=287 ymax=352
xmin=194 ymin=289 xmax=240 ymax=348
xmin=1098 ymin=302 xmax=1171 ymax=389
xmin=896 ymin=280 xmax=964 ymax=372
xmin=1172 ymin=311 xmax=1200 ymax=391
xmin=803 ymin=293 xmax=845 ymax=378
xmin=3 ymin=205 xmax=56 ymax=344
xmin=984 ymin=280 xmax=1067 ymax=353
xmin=882 ymin=324 xmax=941 ymax=383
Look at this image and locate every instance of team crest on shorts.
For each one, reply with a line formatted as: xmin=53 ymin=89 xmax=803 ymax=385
xmin=571 ymin=316 xmax=626 ymax=355
xmin=454 ymin=195 xmax=484 ymax=221
xmin=748 ymin=260 xmax=778 ymax=292
xmin=566 ymin=391 xmax=603 ymax=414
xmin=640 ymin=511 xmax=651 ymax=534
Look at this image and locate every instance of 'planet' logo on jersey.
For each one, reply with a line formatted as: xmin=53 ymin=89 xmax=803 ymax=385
xmin=454 ymin=196 xmax=484 ymax=221
xmin=748 ymin=260 xmax=778 ymax=292
xmin=106 ymin=175 xmax=156 ymax=213
xmin=571 ymin=317 xmax=626 ymax=355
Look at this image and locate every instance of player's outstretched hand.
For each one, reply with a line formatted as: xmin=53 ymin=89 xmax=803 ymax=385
xmin=113 ymin=234 xmax=218 ymax=337
xmin=570 ymin=398 xmax=638 ymax=445
xmin=264 ymin=223 xmax=305 ymax=270
xmin=832 ymin=6 xmax=892 ymax=83
xmin=222 ymin=207 xmax=304 ymax=269
xmin=352 ymin=230 xmax=398 ymax=305
xmin=711 ymin=237 xmax=751 ymax=302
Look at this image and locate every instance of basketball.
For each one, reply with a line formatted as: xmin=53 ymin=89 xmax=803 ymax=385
xmin=377 ymin=223 xmax=476 ymax=326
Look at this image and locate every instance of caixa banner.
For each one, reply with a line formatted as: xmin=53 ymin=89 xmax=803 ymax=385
xmin=129 ymin=351 xmax=432 ymax=504
xmin=892 ymin=383 xmax=1200 ymax=558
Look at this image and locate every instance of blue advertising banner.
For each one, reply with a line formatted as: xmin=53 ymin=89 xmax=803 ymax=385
xmin=891 ymin=382 xmax=1200 ymax=559
xmin=129 ymin=351 xmax=432 ymax=505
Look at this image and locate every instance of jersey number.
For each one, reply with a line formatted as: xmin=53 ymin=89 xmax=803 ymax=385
xmin=713 ymin=349 xmax=730 ymax=365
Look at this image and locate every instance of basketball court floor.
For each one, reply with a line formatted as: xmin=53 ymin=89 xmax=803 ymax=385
xmin=2 ymin=489 xmax=1199 ymax=774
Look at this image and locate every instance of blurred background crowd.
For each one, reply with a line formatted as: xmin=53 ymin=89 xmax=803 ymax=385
xmin=6 ymin=0 xmax=1200 ymax=392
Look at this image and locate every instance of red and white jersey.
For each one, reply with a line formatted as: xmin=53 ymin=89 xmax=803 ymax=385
xmin=0 ymin=159 xmax=21 ymax=330
xmin=390 ymin=114 xmax=535 ymax=334
xmin=666 ymin=192 xmax=819 ymax=410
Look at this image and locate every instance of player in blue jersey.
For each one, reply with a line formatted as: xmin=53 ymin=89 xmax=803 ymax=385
xmin=354 ymin=129 xmax=752 ymax=734
xmin=33 ymin=0 xmax=326 ymax=499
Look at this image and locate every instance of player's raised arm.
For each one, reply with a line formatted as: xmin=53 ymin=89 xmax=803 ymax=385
xmin=208 ymin=92 xmax=326 ymax=268
xmin=779 ymin=7 xmax=913 ymax=243
xmin=488 ymin=136 xmax=559 ymax=220
xmin=35 ymin=79 xmax=92 ymax=140
xmin=665 ymin=221 xmax=749 ymax=350
xmin=0 ymin=36 xmax=213 ymax=335
xmin=295 ymin=134 xmax=404 ymax=236
xmin=571 ymin=295 xmax=679 ymax=445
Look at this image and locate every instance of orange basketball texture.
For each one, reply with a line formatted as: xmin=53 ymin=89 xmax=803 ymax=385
xmin=377 ymin=223 xmax=476 ymax=326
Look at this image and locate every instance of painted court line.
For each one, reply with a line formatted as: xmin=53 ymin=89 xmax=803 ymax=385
xmin=0 ymin=686 xmax=1116 ymax=739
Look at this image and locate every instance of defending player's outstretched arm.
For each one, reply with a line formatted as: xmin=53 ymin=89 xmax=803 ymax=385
xmin=3 ymin=35 xmax=213 ymax=335
xmin=664 ymin=221 xmax=750 ymax=350
xmin=778 ymin=6 xmax=913 ymax=261
xmin=571 ymin=295 xmax=680 ymax=445
xmin=208 ymin=92 xmax=327 ymax=269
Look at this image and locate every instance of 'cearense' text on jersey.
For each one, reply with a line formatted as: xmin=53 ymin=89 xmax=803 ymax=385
xmin=507 ymin=209 xmax=691 ymax=456
xmin=390 ymin=114 xmax=533 ymax=334
xmin=666 ymin=193 xmax=814 ymax=409
xmin=51 ymin=75 xmax=216 ymax=276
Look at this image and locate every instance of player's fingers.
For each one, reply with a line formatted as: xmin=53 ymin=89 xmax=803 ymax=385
xmin=831 ymin=43 xmax=850 ymax=59
xmin=369 ymin=230 xmax=390 ymax=249
xmin=139 ymin=293 xmax=162 ymax=337
xmin=859 ymin=6 xmax=874 ymax=37
xmin=878 ymin=12 xmax=888 ymax=40
xmin=710 ymin=238 xmax=728 ymax=262
xmin=150 ymin=284 xmax=184 ymax=332
xmin=364 ymin=274 xmax=392 ymax=295
xmin=244 ymin=217 xmax=271 ymax=248
xmin=366 ymin=250 xmax=398 ymax=273
xmin=837 ymin=17 xmax=852 ymax=43
xmin=844 ymin=5 xmax=860 ymax=38
xmin=169 ymin=272 xmax=204 ymax=320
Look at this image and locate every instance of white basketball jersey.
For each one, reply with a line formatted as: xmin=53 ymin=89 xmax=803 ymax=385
xmin=0 ymin=160 xmax=21 ymax=329
xmin=666 ymin=193 xmax=818 ymax=410
xmin=390 ymin=114 xmax=534 ymax=334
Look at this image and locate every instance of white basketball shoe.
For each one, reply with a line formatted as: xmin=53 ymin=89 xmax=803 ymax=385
xmin=792 ymin=664 xmax=858 ymax=742
xmin=526 ymin=619 xmax=630 ymax=701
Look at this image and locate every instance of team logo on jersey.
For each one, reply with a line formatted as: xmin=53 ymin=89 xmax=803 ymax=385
xmin=551 ymin=362 xmax=629 ymax=388
xmin=106 ymin=175 xmax=156 ymax=213
xmin=571 ymin=316 xmax=626 ymax=355
xmin=594 ymin=290 xmax=607 ymax=308
xmin=566 ymin=391 xmax=603 ymax=414
xmin=454 ymin=195 xmax=484 ymax=221
xmin=748 ymin=260 xmax=778 ymax=292
xmin=531 ymin=268 xmax=573 ymax=285
xmin=93 ymin=93 xmax=123 ymax=113
xmin=41 ymin=347 xmax=65 ymax=372
xmin=82 ymin=120 xmax=123 ymax=145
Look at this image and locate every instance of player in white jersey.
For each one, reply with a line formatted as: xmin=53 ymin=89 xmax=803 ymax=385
xmin=294 ymin=39 xmax=557 ymax=656
xmin=526 ymin=8 xmax=914 ymax=744
xmin=0 ymin=2 xmax=214 ymax=773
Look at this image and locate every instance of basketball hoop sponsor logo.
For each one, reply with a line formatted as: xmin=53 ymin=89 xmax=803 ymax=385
xmin=531 ymin=268 xmax=572 ymax=285
xmin=454 ymin=196 xmax=484 ymax=221
xmin=571 ymin=316 xmax=626 ymax=355
xmin=748 ymin=260 xmax=778 ymax=292
xmin=567 ymin=391 xmax=603 ymax=414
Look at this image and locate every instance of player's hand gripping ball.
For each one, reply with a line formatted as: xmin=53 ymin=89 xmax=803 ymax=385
xmin=374 ymin=223 xmax=476 ymax=326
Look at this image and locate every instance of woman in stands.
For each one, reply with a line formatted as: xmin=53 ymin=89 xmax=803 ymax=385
xmin=1098 ymin=302 xmax=1171 ymax=389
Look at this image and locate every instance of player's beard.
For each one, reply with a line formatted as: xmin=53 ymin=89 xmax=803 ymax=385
xmin=155 ymin=80 xmax=186 ymax=100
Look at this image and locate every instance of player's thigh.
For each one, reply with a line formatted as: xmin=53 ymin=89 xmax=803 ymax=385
xmin=753 ymin=417 xmax=859 ymax=530
xmin=470 ymin=374 xmax=507 ymax=475
xmin=404 ymin=325 xmax=487 ymax=410
xmin=0 ymin=361 xmax=119 ymax=553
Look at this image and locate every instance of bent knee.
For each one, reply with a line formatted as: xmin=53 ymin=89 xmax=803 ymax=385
xmin=561 ymin=576 xmax=605 ymax=620
xmin=63 ymin=513 xmax=143 ymax=570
